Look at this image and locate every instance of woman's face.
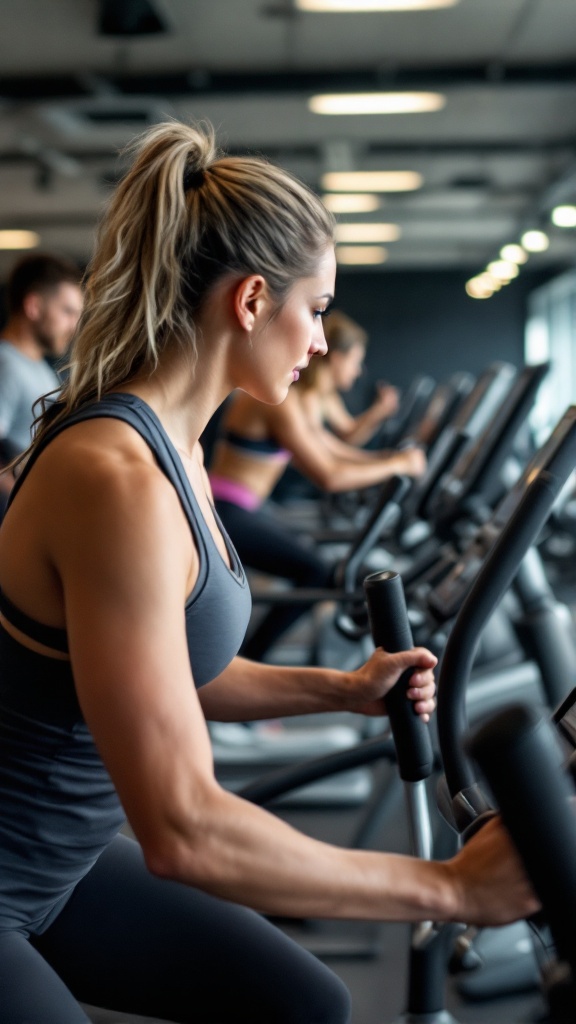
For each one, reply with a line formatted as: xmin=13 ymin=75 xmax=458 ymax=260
xmin=328 ymin=343 xmax=366 ymax=392
xmin=242 ymin=245 xmax=336 ymax=405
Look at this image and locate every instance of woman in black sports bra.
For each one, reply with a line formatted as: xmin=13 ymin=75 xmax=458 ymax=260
xmin=0 ymin=121 xmax=536 ymax=1024
xmin=208 ymin=309 xmax=419 ymax=661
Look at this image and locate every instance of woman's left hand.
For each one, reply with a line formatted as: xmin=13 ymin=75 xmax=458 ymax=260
xmin=345 ymin=646 xmax=437 ymax=720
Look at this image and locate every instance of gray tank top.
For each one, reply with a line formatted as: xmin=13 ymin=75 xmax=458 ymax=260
xmin=0 ymin=393 xmax=251 ymax=933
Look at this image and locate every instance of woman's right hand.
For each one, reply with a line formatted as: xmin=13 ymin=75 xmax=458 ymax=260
xmin=444 ymin=816 xmax=540 ymax=927
xmin=398 ymin=446 xmax=427 ymax=478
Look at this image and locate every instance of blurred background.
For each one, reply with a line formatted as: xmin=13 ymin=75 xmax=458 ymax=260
xmin=1 ymin=0 xmax=576 ymax=417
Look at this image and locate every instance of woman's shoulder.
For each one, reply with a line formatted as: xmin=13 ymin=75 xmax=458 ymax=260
xmin=34 ymin=416 xmax=175 ymax=518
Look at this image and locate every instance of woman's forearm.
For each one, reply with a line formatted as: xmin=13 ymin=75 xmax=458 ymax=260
xmin=146 ymin=779 xmax=457 ymax=922
xmin=145 ymin=782 xmax=536 ymax=930
xmin=198 ymin=658 xmax=348 ymax=721
xmin=198 ymin=648 xmax=436 ymax=723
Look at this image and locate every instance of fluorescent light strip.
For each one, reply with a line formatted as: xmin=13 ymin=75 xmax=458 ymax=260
xmin=322 ymin=170 xmax=423 ymax=192
xmin=0 ymin=230 xmax=40 ymax=250
xmin=297 ymin=1 xmax=460 ymax=11
xmin=336 ymin=245 xmax=388 ymax=264
xmin=335 ymin=223 xmax=401 ymax=242
xmin=309 ymin=92 xmax=445 ymax=115
xmin=323 ymin=193 xmax=382 ymax=213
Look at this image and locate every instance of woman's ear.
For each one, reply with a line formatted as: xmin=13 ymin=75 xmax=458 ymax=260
xmin=233 ymin=275 xmax=269 ymax=333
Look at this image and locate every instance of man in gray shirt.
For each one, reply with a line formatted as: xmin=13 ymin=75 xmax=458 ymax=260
xmin=0 ymin=253 xmax=83 ymax=515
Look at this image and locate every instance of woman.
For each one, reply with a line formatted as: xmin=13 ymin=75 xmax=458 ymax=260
xmin=297 ymin=307 xmax=399 ymax=447
xmin=0 ymin=121 xmax=536 ymax=1024
xmin=209 ymin=314 xmax=425 ymax=661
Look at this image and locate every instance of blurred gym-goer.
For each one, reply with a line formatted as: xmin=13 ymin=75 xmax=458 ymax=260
xmin=0 ymin=253 xmax=83 ymax=516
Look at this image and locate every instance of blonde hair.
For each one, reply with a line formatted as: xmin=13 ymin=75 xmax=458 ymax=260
xmin=29 ymin=120 xmax=335 ymax=453
xmin=298 ymin=309 xmax=367 ymax=391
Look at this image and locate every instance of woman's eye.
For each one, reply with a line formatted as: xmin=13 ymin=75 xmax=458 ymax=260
xmin=314 ymin=308 xmax=331 ymax=320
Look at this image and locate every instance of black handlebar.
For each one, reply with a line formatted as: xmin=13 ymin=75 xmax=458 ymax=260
xmin=363 ymin=570 xmax=434 ymax=783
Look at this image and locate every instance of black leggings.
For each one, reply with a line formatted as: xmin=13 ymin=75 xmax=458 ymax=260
xmin=1 ymin=834 xmax=351 ymax=1023
xmin=215 ymin=499 xmax=333 ymax=662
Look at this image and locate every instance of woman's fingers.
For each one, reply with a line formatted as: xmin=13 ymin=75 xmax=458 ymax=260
xmin=351 ymin=647 xmax=437 ymax=720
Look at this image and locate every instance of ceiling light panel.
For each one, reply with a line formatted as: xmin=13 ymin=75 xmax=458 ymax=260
xmin=322 ymin=170 xmax=423 ymax=192
xmin=297 ymin=1 xmax=460 ymax=11
xmin=0 ymin=230 xmax=40 ymax=249
xmin=336 ymin=245 xmax=388 ymax=264
xmin=322 ymin=194 xmax=382 ymax=213
xmin=309 ymin=92 xmax=446 ymax=115
xmin=335 ymin=223 xmax=401 ymax=242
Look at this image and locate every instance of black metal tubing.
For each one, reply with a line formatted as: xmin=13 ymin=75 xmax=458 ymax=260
xmin=431 ymin=362 xmax=550 ymax=524
xmin=385 ymin=375 xmax=437 ymax=448
xmin=250 ymin=475 xmax=410 ymax=606
xmin=250 ymin=586 xmax=363 ymax=606
xmin=339 ymin=477 xmax=411 ymax=594
xmin=238 ymin=733 xmax=396 ymax=806
xmin=437 ymin=406 xmax=576 ymax=800
xmin=402 ymin=361 xmax=517 ymax=524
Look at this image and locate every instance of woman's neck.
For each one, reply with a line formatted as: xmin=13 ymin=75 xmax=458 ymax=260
xmin=123 ymin=342 xmax=231 ymax=456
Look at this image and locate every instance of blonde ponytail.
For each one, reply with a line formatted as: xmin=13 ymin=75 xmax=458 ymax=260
xmin=28 ymin=120 xmax=334 ymax=453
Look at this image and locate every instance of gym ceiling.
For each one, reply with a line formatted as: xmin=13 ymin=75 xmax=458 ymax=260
xmin=1 ymin=0 xmax=576 ymax=281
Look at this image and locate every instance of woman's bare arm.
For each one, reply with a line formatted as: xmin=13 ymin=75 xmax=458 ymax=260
xmin=268 ymin=392 xmax=425 ymax=491
xmin=322 ymin=383 xmax=400 ymax=446
xmin=198 ymin=648 xmax=437 ymax=723
xmin=45 ymin=448 xmax=536 ymax=928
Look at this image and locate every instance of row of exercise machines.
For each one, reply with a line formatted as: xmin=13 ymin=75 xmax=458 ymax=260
xmin=217 ymin=359 xmax=576 ymax=1022
xmin=213 ymin=356 xmax=565 ymax=777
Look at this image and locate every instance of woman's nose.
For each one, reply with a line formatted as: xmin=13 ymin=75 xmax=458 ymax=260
xmin=312 ymin=332 xmax=328 ymax=357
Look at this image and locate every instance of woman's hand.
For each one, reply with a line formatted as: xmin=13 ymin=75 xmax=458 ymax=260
xmin=374 ymin=446 xmax=427 ymax=479
xmin=444 ymin=816 xmax=540 ymax=926
xmin=399 ymin=446 xmax=427 ymax=478
xmin=345 ymin=646 xmax=437 ymax=720
xmin=373 ymin=382 xmax=400 ymax=421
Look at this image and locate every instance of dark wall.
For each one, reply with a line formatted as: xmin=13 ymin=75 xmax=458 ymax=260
xmin=334 ymin=268 xmax=555 ymax=412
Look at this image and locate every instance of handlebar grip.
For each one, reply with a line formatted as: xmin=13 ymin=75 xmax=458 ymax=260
xmin=363 ymin=570 xmax=434 ymax=782
xmin=467 ymin=703 xmax=576 ymax=970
